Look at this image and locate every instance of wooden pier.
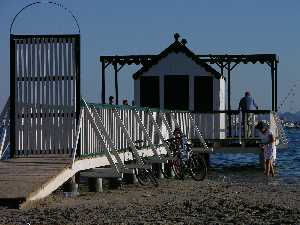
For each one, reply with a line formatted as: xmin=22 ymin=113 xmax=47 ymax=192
xmin=0 ymin=32 xmax=288 ymax=207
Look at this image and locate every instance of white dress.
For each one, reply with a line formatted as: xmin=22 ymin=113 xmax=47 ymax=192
xmin=261 ymin=130 xmax=276 ymax=160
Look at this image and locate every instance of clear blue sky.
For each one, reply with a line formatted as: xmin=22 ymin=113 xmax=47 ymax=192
xmin=0 ymin=0 xmax=300 ymax=112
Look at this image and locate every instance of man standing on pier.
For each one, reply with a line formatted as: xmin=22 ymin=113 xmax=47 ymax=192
xmin=239 ymin=91 xmax=258 ymax=138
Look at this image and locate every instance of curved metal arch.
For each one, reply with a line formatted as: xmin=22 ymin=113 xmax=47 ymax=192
xmin=10 ymin=1 xmax=80 ymax=34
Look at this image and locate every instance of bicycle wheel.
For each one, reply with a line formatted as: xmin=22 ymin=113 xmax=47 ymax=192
xmin=189 ymin=155 xmax=207 ymax=181
xmin=171 ymin=158 xmax=185 ymax=180
xmin=135 ymin=168 xmax=159 ymax=187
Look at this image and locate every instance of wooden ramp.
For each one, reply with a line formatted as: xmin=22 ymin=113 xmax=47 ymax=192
xmin=0 ymin=155 xmax=71 ymax=206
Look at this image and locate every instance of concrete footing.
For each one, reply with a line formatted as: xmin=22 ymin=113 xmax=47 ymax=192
xmin=88 ymin=178 xmax=103 ymax=192
xmin=63 ymin=177 xmax=79 ymax=197
xmin=108 ymin=177 xmax=122 ymax=189
xmin=123 ymin=171 xmax=138 ymax=184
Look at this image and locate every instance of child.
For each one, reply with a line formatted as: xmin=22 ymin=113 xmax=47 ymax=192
xmin=255 ymin=121 xmax=276 ymax=177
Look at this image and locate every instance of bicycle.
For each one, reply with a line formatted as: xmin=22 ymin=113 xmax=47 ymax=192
xmin=128 ymin=140 xmax=159 ymax=187
xmin=164 ymin=137 xmax=207 ymax=181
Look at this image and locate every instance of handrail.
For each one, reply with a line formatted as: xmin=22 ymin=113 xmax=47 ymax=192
xmin=82 ymin=102 xmax=272 ymax=115
xmin=71 ymin=109 xmax=83 ymax=168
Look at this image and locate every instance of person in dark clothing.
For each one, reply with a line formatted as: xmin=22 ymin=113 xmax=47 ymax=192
xmin=109 ymin=96 xmax=114 ymax=105
xmin=238 ymin=92 xmax=258 ymax=138
xmin=239 ymin=91 xmax=258 ymax=111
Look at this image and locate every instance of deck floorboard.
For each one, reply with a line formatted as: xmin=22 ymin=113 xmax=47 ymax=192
xmin=0 ymin=155 xmax=71 ymax=200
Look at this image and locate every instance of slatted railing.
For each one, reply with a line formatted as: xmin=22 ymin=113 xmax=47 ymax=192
xmin=78 ymin=103 xmax=210 ymax=158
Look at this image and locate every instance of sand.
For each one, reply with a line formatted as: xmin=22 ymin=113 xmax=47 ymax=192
xmin=0 ymin=177 xmax=299 ymax=225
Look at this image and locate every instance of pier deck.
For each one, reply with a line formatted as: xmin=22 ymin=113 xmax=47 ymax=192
xmin=0 ymin=155 xmax=71 ymax=205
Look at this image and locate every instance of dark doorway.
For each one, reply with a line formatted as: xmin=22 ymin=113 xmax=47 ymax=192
xmin=194 ymin=76 xmax=213 ymax=112
xmin=140 ymin=76 xmax=160 ymax=108
xmin=164 ymin=75 xmax=189 ymax=110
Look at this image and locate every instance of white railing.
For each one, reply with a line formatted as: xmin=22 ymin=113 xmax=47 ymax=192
xmin=78 ymin=103 xmax=210 ymax=158
xmin=0 ymin=98 xmax=10 ymax=159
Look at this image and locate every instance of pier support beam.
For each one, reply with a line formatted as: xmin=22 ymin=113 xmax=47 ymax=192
xmin=88 ymin=178 xmax=103 ymax=192
xmin=108 ymin=177 xmax=122 ymax=189
xmin=123 ymin=171 xmax=138 ymax=184
xmin=63 ymin=177 xmax=79 ymax=197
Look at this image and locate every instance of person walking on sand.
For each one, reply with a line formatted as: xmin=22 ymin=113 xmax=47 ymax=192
xmin=239 ymin=91 xmax=258 ymax=138
xmin=255 ymin=121 xmax=277 ymax=177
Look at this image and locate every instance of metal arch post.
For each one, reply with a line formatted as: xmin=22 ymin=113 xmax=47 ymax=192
xmin=10 ymin=1 xmax=80 ymax=35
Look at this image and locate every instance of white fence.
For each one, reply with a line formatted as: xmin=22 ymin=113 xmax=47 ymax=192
xmin=77 ymin=103 xmax=210 ymax=158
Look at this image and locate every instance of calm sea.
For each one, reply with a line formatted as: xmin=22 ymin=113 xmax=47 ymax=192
xmin=209 ymin=129 xmax=300 ymax=184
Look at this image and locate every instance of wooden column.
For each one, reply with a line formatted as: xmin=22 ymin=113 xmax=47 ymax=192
xmin=101 ymin=61 xmax=106 ymax=104
xmin=114 ymin=62 xmax=119 ymax=105
xmin=10 ymin=36 xmax=16 ymax=158
xmin=271 ymin=62 xmax=275 ymax=111
xmin=75 ymin=35 xmax=81 ymax=157
xmin=274 ymin=61 xmax=278 ymax=112
xmin=227 ymin=63 xmax=232 ymax=137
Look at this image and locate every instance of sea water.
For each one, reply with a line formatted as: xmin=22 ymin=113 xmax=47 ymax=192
xmin=209 ymin=129 xmax=300 ymax=184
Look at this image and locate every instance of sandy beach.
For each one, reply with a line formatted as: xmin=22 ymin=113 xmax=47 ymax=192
xmin=0 ymin=176 xmax=299 ymax=225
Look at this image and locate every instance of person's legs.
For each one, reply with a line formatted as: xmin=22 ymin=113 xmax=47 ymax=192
xmin=242 ymin=113 xmax=246 ymax=137
xmin=247 ymin=113 xmax=254 ymax=137
xmin=265 ymin=159 xmax=271 ymax=176
xmin=270 ymin=159 xmax=275 ymax=177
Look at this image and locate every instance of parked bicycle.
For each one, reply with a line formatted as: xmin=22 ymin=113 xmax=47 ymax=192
xmin=164 ymin=137 xmax=207 ymax=181
xmin=128 ymin=140 xmax=158 ymax=187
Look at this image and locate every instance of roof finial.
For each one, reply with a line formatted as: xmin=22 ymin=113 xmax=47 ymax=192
xmin=181 ymin=38 xmax=187 ymax=45
xmin=174 ymin=33 xmax=180 ymax=42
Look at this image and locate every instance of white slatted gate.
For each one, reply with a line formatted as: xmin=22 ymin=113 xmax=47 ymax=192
xmin=10 ymin=35 xmax=80 ymax=156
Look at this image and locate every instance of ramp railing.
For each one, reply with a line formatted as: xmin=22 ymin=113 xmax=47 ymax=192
xmin=77 ymin=104 xmax=210 ymax=159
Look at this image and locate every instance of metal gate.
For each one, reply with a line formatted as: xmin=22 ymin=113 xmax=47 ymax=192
xmin=10 ymin=35 xmax=80 ymax=156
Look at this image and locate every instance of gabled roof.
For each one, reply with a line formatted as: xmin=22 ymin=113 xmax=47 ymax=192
xmin=133 ymin=37 xmax=224 ymax=80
